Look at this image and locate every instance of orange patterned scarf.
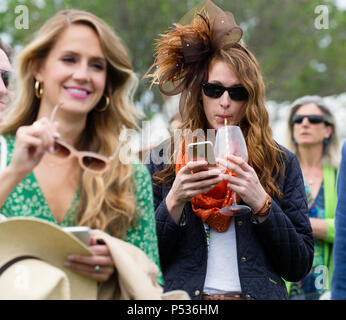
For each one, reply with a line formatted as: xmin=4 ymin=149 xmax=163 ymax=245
xmin=175 ymin=142 xmax=239 ymax=232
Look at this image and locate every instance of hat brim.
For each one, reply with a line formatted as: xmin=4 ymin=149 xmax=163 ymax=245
xmin=0 ymin=217 xmax=97 ymax=300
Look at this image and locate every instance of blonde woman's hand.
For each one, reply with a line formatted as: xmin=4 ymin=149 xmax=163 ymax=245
xmin=8 ymin=118 xmax=60 ymax=179
xmin=217 ymin=155 xmax=268 ymax=213
xmin=64 ymin=237 xmax=115 ymax=282
xmin=165 ymin=160 xmax=223 ymax=224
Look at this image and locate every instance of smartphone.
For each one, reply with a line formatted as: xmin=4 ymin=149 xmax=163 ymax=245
xmin=63 ymin=226 xmax=91 ymax=246
xmin=187 ymin=141 xmax=217 ymax=166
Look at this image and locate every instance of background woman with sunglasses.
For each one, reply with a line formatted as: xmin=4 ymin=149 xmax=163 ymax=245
xmin=285 ymin=95 xmax=340 ymax=299
xmin=0 ymin=10 xmax=163 ymax=290
xmin=145 ymin=0 xmax=313 ymax=300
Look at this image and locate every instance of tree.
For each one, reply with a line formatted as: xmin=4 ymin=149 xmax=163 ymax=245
xmin=1 ymin=0 xmax=345 ymax=117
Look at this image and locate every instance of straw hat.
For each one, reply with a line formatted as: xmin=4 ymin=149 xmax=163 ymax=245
xmin=0 ymin=217 xmax=97 ymax=300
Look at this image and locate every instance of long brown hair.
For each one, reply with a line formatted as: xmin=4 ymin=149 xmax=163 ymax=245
xmin=0 ymin=10 xmax=140 ymax=238
xmin=155 ymin=43 xmax=284 ymax=198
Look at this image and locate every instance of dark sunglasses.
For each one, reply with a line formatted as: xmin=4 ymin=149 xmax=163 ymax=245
xmin=291 ymin=114 xmax=330 ymax=126
xmin=201 ymin=82 xmax=249 ymax=101
xmin=0 ymin=71 xmax=10 ymax=88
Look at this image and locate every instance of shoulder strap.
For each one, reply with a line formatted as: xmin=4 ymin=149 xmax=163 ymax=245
xmin=323 ymin=164 xmax=337 ymax=219
xmin=0 ymin=135 xmax=8 ymax=172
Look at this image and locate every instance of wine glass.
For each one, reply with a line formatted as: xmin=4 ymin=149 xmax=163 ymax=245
xmin=214 ymin=125 xmax=251 ymax=216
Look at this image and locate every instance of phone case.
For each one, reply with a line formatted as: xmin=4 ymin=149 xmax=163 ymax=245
xmin=188 ymin=141 xmax=216 ymax=165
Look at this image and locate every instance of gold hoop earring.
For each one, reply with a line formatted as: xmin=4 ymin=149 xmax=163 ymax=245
xmin=35 ymin=80 xmax=43 ymax=99
xmin=96 ymin=95 xmax=110 ymax=112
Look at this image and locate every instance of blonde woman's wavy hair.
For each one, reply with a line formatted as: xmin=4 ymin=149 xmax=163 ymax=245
xmin=0 ymin=10 xmax=140 ymax=239
xmin=156 ymin=43 xmax=285 ymax=198
xmin=286 ymin=95 xmax=340 ymax=169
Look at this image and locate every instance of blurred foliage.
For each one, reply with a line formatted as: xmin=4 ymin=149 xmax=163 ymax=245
xmin=0 ymin=0 xmax=345 ymax=117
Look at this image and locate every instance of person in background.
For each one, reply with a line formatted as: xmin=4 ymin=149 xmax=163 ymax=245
xmin=0 ymin=39 xmax=13 ymax=122
xmin=0 ymin=9 xmax=163 ymax=291
xmin=286 ymin=95 xmax=340 ymax=299
xmin=331 ymin=141 xmax=346 ymax=299
xmin=144 ymin=0 xmax=314 ymax=300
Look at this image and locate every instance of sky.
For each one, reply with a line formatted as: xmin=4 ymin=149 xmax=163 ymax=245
xmin=335 ymin=0 xmax=346 ymax=10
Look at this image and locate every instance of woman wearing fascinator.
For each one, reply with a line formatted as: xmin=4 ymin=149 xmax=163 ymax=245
xmin=0 ymin=9 xmax=163 ymax=293
xmin=145 ymin=0 xmax=313 ymax=300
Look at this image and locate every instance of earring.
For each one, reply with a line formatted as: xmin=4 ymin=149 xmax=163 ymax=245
xmin=293 ymin=139 xmax=297 ymax=145
xmin=95 ymin=95 xmax=110 ymax=112
xmin=323 ymin=138 xmax=328 ymax=145
xmin=35 ymin=80 xmax=43 ymax=99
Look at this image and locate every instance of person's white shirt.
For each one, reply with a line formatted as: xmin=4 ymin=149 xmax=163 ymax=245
xmin=203 ymin=219 xmax=242 ymax=295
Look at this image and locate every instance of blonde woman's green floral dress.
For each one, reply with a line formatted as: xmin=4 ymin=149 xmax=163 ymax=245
xmin=0 ymin=134 xmax=163 ymax=285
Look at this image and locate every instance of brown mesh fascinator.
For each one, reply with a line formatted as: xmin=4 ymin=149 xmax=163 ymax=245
xmin=145 ymin=0 xmax=243 ymax=109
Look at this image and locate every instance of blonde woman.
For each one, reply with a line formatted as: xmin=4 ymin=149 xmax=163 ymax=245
xmin=286 ymin=95 xmax=339 ymax=299
xmin=145 ymin=0 xmax=313 ymax=300
xmin=0 ymin=10 xmax=163 ymax=287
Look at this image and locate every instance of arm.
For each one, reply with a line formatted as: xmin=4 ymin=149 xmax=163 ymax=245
xmin=331 ymin=143 xmax=346 ymax=299
xmin=65 ymin=163 xmax=165 ymax=285
xmin=0 ymin=120 xmax=59 ymax=208
xmin=146 ymin=148 xmax=221 ymax=268
xmin=309 ymin=217 xmax=327 ymax=241
xmin=310 ymin=164 xmax=337 ymax=243
xmin=0 ymin=165 xmax=26 ymax=207
xmin=251 ymin=153 xmax=314 ymax=282
xmin=125 ymin=162 xmax=164 ymax=285
xmin=145 ymin=153 xmax=184 ymax=268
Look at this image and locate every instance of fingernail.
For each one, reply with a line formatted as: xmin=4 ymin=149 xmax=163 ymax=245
xmin=64 ymin=261 xmax=70 ymax=267
xmin=67 ymin=255 xmax=74 ymax=260
xmin=49 ymin=146 xmax=55 ymax=153
xmin=54 ymin=131 xmax=60 ymax=138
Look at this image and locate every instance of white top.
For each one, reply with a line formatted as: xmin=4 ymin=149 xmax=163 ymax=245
xmin=203 ymin=219 xmax=242 ymax=295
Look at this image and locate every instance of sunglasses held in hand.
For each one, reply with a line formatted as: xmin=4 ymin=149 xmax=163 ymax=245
xmin=201 ymin=82 xmax=249 ymax=101
xmin=291 ymin=114 xmax=330 ymax=126
xmin=49 ymin=103 xmax=127 ymax=174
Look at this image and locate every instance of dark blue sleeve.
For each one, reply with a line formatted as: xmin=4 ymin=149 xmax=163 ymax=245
xmin=253 ymin=152 xmax=314 ymax=282
xmin=145 ymin=148 xmax=182 ymax=268
xmin=331 ymin=142 xmax=346 ymax=299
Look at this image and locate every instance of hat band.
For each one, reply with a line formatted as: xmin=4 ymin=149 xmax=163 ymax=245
xmin=0 ymin=256 xmax=41 ymax=276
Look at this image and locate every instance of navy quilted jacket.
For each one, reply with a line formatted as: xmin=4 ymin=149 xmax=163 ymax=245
xmin=145 ymin=142 xmax=314 ymax=300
